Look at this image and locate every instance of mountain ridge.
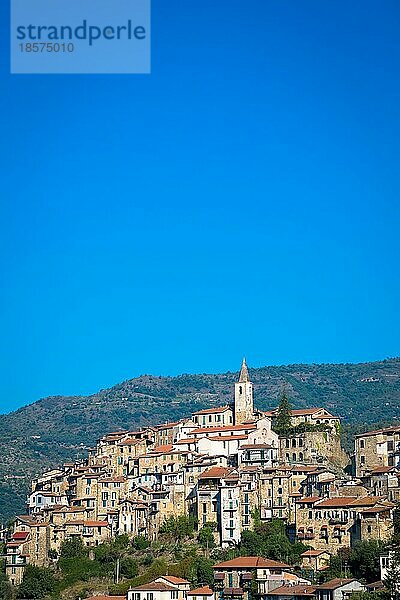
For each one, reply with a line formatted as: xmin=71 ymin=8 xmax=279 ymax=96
xmin=1 ymin=357 xmax=400 ymax=522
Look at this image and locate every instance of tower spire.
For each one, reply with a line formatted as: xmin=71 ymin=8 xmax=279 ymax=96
xmin=238 ymin=357 xmax=249 ymax=382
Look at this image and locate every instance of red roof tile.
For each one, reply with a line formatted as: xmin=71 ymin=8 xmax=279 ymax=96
xmin=199 ymin=467 xmax=234 ymax=479
xmin=187 ymin=586 xmax=214 ymax=596
xmin=159 ymin=576 xmax=190 ymax=585
xmin=317 ymin=579 xmax=357 ymax=590
xmin=267 ymin=585 xmax=316 ymax=596
xmin=193 ymin=406 xmax=232 ymax=415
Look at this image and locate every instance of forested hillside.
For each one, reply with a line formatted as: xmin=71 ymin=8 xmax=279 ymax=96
xmin=1 ymin=358 xmax=399 ymax=522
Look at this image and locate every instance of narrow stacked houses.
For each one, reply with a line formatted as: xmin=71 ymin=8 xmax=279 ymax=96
xmin=5 ymin=359 xmax=399 ymax=586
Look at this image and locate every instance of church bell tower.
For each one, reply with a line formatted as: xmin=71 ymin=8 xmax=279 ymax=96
xmin=234 ymin=358 xmax=254 ymax=424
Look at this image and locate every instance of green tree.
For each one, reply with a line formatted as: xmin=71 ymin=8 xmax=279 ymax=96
xmin=132 ymin=535 xmax=150 ymax=551
xmin=17 ymin=565 xmax=56 ymax=599
xmin=274 ymin=391 xmax=292 ymax=435
xmin=350 ymin=540 xmax=387 ymax=583
xmin=188 ymin=556 xmax=214 ymax=587
xmin=120 ymin=557 xmax=139 ymax=579
xmin=60 ymin=537 xmax=87 ymax=559
xmin=198 ymin=524 xmax=216 ymax=551
xmin=159 ymin=515 xmax=196 ymax=540
xmin=0 ymin=580 xmax=15 ymax=600
xmin=240 ymin=519 xmax=306 ymax=564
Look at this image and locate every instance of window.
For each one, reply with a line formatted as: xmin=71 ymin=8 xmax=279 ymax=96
xmin=360 ymin=439 xmax=365 ymax=449
xmin=360 ymin=456 xmax=366 ymax=465
xmin=147 ymin=594 xmax=154 ymax=600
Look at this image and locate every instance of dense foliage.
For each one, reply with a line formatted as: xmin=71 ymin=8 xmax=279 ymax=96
xmin=239 ymin=519 xmax=306 ymax=564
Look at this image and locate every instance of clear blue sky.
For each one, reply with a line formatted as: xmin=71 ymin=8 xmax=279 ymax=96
xmin=0 ymin=1 xmax=399 ymax=413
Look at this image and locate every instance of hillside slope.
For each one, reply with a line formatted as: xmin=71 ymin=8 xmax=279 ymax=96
xmin=1 ymin=358 xmax=400 ymax=522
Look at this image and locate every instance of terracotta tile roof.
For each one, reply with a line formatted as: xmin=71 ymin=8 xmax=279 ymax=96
xmin=154 ymin=444 xmax=174 ymax=453
xmin=159 ymin=576 xmax=190 ymax=585
xmin=240 ymin=443 xmax=274 ymax=449
xmin=209 ymin=435 xmax=248 ymax=441
xmin=265 ymin=407 xmax=337 ymax=418
xmin=296 ymin=496 xmax=321 ymax=504
xmin=349 ymin=496 xmax=383 ymax=507
xmin=198 ymin=467 xmax=234 ymax=479
xmin=175 ymin=438 xmax=198 ymax=444
xmin=213 ymin=557 xmax=290 ymax=569
xmin=267 ymin=585 xmax=316 ymax=596
xmin=129 ymin=582 xmax=177 ymax=591
xmin=7 ymin=542 xmax=24 ymax=547
xmin=361 ymin=506 xmax=393 ymax=514
xmin=302 ymin=550 xmax=330 ymax=557
xmin=193 ymin=406 xmax=232 ymax=415
xmin=118 ymin=438 xmax=142 ymax=446
xmin=187 ymin=586 xmax=214 ymax=596
xmin=368 ymin=467 xmax=396 ymax=474
xmin=315 ymin=497 xmax=357 ymax=507
xmin=12 ymin=532 xmax=29 ymax=540
xmin=317 ymin=579 xmax=357 ymax=590
xmin=355 ymin=425 xmax=400 ymax=438
xmin=155 ymin=422 xmax=180 ymax=430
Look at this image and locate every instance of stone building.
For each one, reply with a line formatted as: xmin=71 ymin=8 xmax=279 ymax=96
xmin=355 ymin=425 xmax=400 ymax=477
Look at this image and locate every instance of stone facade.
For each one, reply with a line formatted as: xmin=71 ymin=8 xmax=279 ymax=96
xmin=5 ymin=359 xmax=398 ymax=587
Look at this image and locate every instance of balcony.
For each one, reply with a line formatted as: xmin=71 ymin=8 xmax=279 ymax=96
xmin=82 ymin=529 xmax=94 ymax=537
xmin=329 ymin=518 xmax=348 ymax=525
xmin=223 ymin=502 xmax=238 ymax=511
xmin=304 ymin=532 xmax=315 ymax=540
xmin=6 ymin=556 xmax=26 ymax=566
xmin=320 ymin=529 xmax=328 ymax=539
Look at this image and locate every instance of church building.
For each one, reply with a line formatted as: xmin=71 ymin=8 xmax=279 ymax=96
xmin=234 ymin=358 xmax=255 ymax=424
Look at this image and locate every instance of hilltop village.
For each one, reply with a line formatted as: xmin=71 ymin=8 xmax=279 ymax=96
xmin=4 ymin=360 xmax=400 ymax=596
